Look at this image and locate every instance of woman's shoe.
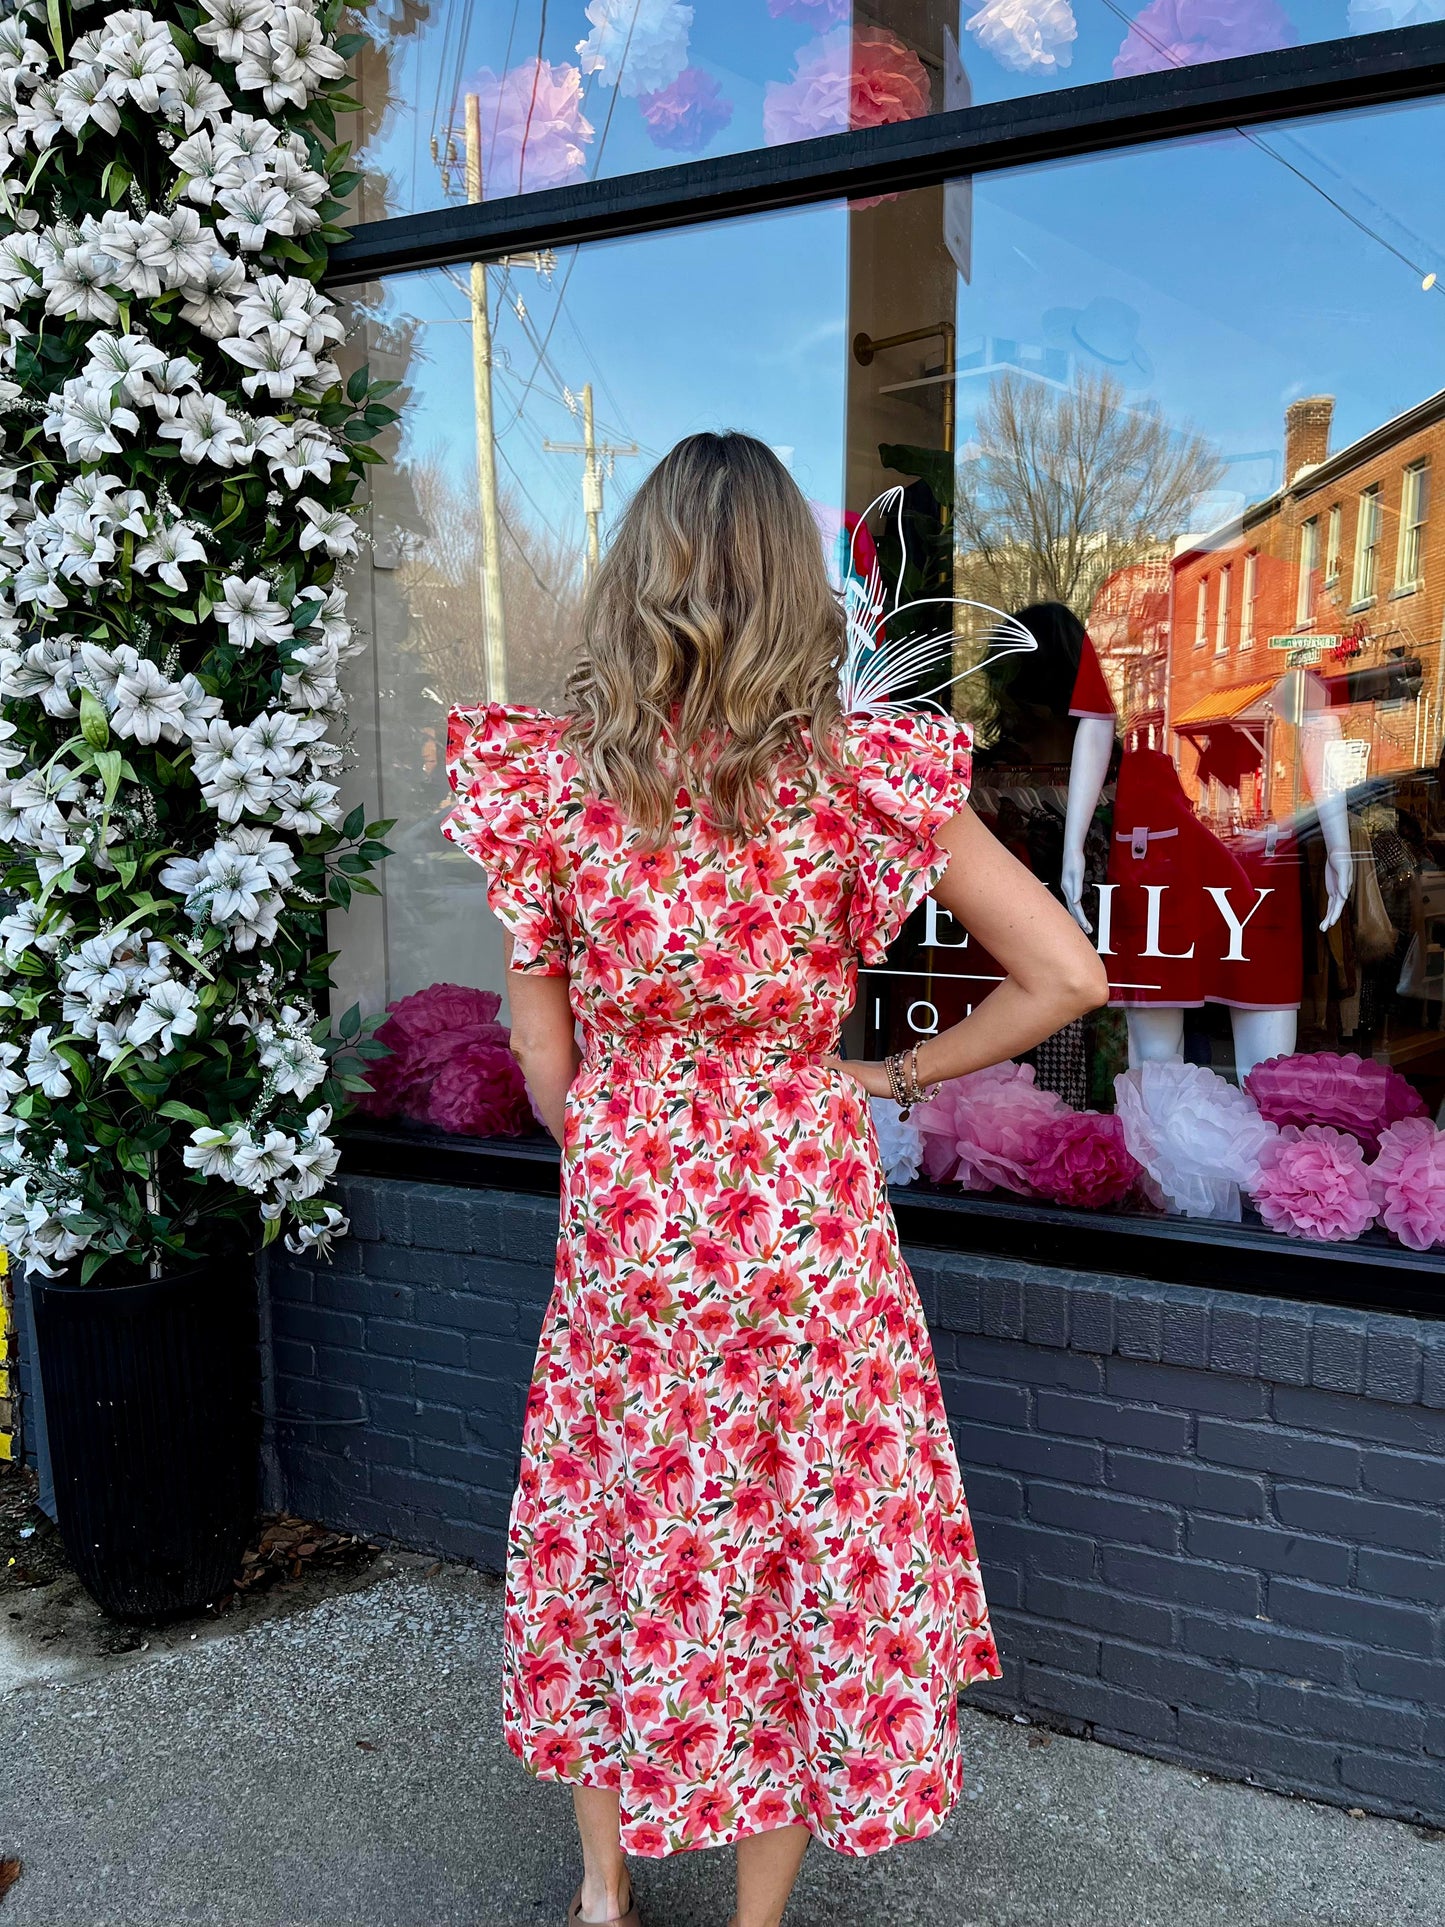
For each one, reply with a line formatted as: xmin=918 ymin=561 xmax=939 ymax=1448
xmin=566 ymin=1880 xmax=640 ymax=1927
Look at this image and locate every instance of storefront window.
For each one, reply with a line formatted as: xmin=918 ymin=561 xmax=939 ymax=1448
xmin=339 ymin=91 xmax=1445 ymax=1259
xmin=346 ymin=1 xmax=1401 ymax=223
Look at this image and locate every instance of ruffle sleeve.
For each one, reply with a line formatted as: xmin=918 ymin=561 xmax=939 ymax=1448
xmin=441 ymin=702 xmax=568 ymax=975
xmin=847 ymin=709 xmax=974 ymax=965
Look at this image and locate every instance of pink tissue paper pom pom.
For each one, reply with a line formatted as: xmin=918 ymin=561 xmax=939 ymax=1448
xmin=912 ymin=1061 xmax=1068 ymax=1195
xmin=1025 ymin=1111 xmax=1142 ymax=1210
xmin=1243 ymin=1050 xmax=1425 ymax=1154
xmin=1369 ymin=1116 xmax=1445 ymax=1251
xmin=1251 ymin=1125 xmax=1379 ymax=1244
xmin=763 ymin=25 xmax=931 ymax=145
xmin=1115 ymin=1060 xmax=1275 ymax=1220
xmin=356 ymin=981 xmax=536 ymax=1140
xmin=637 ymin=67 xmax=734 ymax=152
xmin=470 ymin=59 xmax=594 ymax=197
xmin=1112 ymin=0 xmax=1296 ymax=77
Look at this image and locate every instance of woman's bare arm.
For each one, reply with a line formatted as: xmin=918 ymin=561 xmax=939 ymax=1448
xmin=838 ymin=805 xmax=1109 ymax=1099
xmin=501 ymin=938 xmax=579 ymax=1143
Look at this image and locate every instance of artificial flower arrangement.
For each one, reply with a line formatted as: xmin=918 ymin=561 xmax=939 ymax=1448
xmin=909 ymin=1050 xmax=1445 ymax=1252
xmin=0 ymin=0 xmax=395 ymax=1281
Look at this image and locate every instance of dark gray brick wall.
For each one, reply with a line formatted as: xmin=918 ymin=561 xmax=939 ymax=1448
xmin=261 ymin=1176 xmax=1444 ymax=1829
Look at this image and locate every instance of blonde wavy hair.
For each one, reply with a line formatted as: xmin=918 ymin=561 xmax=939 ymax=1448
xmin=563 ymin=431 xmax=845 ymax=840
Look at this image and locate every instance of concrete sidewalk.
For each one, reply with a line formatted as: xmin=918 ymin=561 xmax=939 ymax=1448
xmin=1 ymin=1558 xmax=1442 ymax=1927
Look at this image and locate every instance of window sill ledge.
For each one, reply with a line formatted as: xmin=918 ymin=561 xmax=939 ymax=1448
xmin=338 ymin=1124 xmax=1445 ymax=1317
xmin=1390 ymin=582 xmax=1422 ymax=600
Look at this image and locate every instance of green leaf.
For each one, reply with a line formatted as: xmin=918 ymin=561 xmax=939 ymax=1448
xmin=342 ymin=803 xmax=365 ymax=839
xmin=348 ymin=876 xmax=382 ymax=897
xmin=94 ymin=748 xmax=123 ymax=803
xmin=338 ymin=1001 xmax=361 ymax=1040
xmin=44 ymin=0 xmax=64 ymax=62
xmin=79 ymin=687 xmax=110 ymax=750
xmin=80 ymin=1250 xmax=110 ymax=1285
xmin=346 ymin=365 xmax=368 ymax=404
xmin=261 ymin=1213 xmax=283 ymax=1247
xmin=158 ymin=1100 xmax=211 ymax=1127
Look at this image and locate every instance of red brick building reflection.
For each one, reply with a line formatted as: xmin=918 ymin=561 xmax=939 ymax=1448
xmin=1163 ymin=390 xmax=1445 ymax=826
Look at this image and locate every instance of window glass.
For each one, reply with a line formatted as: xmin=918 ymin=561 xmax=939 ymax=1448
xmin=347 ymin=0 xmax=1407 ymax=223
xmin=341 ymin=94 xmax=1445 ymax=1259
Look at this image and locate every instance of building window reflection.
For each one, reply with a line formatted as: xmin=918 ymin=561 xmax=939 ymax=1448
xmin=1397 ymin=460 xmax=1429 ymax=591
xmin=1297 ymin=517 xmax=1318 ymax=624
xmin=1353 ymin=484 xmax=1382 ymax=606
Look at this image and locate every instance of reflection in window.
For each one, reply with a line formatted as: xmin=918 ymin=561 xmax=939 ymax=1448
xmin=1353 ymin=485 xmax=1382 ymax=605
xmin=1297 ymin=516 xmax=1318 ymax=624
xmin=338 ymin=94 xmax=1445 ymax=1261
xmin=1397 ymin=461 xmax=1429 ymax=590
xmin=1325 ymin=502 xmax=1343 ymax=584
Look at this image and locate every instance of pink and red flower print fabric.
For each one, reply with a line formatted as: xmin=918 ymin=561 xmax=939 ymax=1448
xmin=443 ymin=701 xmax=1001 ymax=1858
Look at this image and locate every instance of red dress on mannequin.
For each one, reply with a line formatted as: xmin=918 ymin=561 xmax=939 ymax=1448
xmin=1070 ymin=638 xmax=1302 ymax=1012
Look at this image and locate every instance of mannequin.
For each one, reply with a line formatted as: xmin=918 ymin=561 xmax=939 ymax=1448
xmin=1061 ymin=643 xmax=1353 ymax=1081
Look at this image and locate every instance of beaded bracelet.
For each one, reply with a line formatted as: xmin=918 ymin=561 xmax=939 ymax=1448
xmin=885 ymin=1044 xmax=941 ymax=1120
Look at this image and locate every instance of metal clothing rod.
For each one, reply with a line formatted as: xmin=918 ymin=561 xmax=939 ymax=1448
xmin=325 ymin=23 xmax=1445 ymax=287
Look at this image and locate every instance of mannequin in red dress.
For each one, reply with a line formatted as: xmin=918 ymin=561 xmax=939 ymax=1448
xmin=1060 ymin=634 xmax=1353 ymax=1079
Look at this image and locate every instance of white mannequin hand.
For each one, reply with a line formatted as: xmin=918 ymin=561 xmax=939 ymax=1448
xmin=1060 ymin=844 xmax=1092 ymax=933
xmin=1319 ymin=846 xmax=1353 ymax=932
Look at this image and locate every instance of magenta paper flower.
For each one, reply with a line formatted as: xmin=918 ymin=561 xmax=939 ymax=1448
xmin=1243 ymin=1051 xmax=1425 ymax=1154
xmin=763 ymin=25 xmax=931 ymax=145
xmin=1369 ymin=1116 xmax=1445 ymax=1251
xmin=357 ymin=981 xmax=536 ymax=1139
xmin=637 ymin=67 xmax=733 ymax=151
xmin=913 ymin=1061 xmax=1068 ymax=1195
xmin=470 ymin=59 xmax=594 ymax=197
xmin=1251 ymin=1125 xmax=1379 ymax=1243
xmin=1112 ymin=0 xmax=1296 ymax=77
xmin=768 ymin=0 xmax=850 ymax=21
xmin=1026 ymin=1111 xmax=1141 ymax=1209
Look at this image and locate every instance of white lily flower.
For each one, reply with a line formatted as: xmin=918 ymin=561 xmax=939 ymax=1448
xmin=83 ymin=330 xmax=167 ymax=402
xmin=271 ymin=776 xmax=341 ymax=833
xmin=231 ymin=1127 xmax=297 ymax=1190
xmin=137 ymin=206 xmax=214 ymax=289
xmin=41 ymin=242 xmax=120 ymax=324
xmin=174 ymin=248 xmax=246 ymax=338
xmin=297 ymin=497 xmax=359 ymax=557
xmin=87 ymin=211 xmax=166 ymax=300
xmin=126 ymin=977 xmax=199 ymax=1053
xmin=156 ymin=389 xmax=244 ymax=466
xmin=43 ymin=376 xmax=139 ymax=463
xmin=11 ymin=556 xmax=67 ymax=610
xmin=216 ymin=178 xmax=292 ymax=250
xmin=219 ymin=322 xmax=318 ymax=398
xmin=215 ymin=572 xmax=291 ymax=649
xmin=159 ymin=63 xmax=229 ymax=132
xmin=203 ymin=755 xmax=275 ymax=823
xmin=177 ymin=673 xmax=224 ymax=734
xmin=195 ymin=0 xmax=273 ymax=65
xmin=184 ymin=1123 xmax=241 ymax=1180
xmin=134 ymin=516 xmax=207 ymax=591
xmin=110 ymin=657 xmax=189 ymax=744
xmin=168 ymin=127 xmax=229 ymax=202
xmin=269 ymin=423 xmax=342 ymax=488
xmin=54 ymin=62 xmax=122 ymax=137
xmin=2 ymin=637 xmax=77 ymax=714
xmin=135 ymin=353 xmax=200 ymax=415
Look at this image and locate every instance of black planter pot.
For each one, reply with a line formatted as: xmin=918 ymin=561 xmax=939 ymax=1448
xmin=31 ymin=1254 xmax=260 ymax=1621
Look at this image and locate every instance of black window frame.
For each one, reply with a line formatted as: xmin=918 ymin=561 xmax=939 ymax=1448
xmin=330 ymin=18 xmax=1445 ymax=1314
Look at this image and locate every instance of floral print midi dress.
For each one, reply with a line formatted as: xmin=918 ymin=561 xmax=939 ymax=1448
xmin=443 ymin=701 xmax=1002 ymax=1860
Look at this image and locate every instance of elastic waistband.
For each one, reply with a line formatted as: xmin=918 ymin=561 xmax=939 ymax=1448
xmin=579 ymin=1028 xmax=837 ymax=1081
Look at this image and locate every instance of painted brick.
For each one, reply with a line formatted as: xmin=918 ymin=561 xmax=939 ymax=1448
xmin=1363 ymin=1321 xmax=1425 ymax=1405
xmin=1359 ymin=1447 xmax=1445 ymax=1505
xmin=1308 ymin=1309 xmax=1370 ymax=1394
xmin=1027 ymin=1481 xmax=1182 ymax=1551
xmin=1349 ymin=1650 xmax=1445 ymax=1703
xmin=1273 ymin=1384 xmax=1445 ymax=1453
xmin=1113 ymin=1294 xmax=1163 ymax=1361
xmin=953 ymin=1334 xmax=1104 ymax=1392
xmin=1105 ymin=1359 xmax=1268 ymax=1421
xmin=991 ymin=1614 xmax=1102 ymax=1678
xmin=1066 ymin=1285 xmax=1116 ymax=1355
xmin=366 ymin=1318 xmax=468 ymax=1367
xmin=1179 ymin=1612 xmax=1348 ymax=1687
xmin=1101 ymin=1645 xmax=1257 ymax=1717
xmin=1023 ymin=1662 xmax=1179 ymax=1743
xmin=272 ymin=1373 xmax=365 ymax=1424
xmin=1268 ymin=1578 xmax=1436 ymax=1655
xmin=1187 ymin=1514 xmax=1352 ymax=1586
xmin=1035 ymin=1390 xmax=1191 ymax=1455
xmin=1176 ymin=1709 xmax=1342 ymax=1788
xmin=1355 ymin=1548 xmax=1445 ymax=1607
xmin=1256 ymin=1307 xmax=1311 ymax=1386
xmin=951 ymin=1419 xmax=1104 ymax=1486
xmin=978 ymin=1274 xmax=1025 ymax=1341
xmin=1106 ymin=1450 xmax=1266 ymax=1519
xmin=940 ymin=1374 xmax=1030 ymax=1430
xmin=412 ymin=1291 xmax=518 ymax=1338
xmin=1339 ymin=1751 xmax=1445 ymax=1814
xmin=272 ymin=1302 xmax=365 ymax=1352
xmin=1196 ymin=1418 xmax=1360 ymax=1486
xmin=974 ymin=1518 xmax=1096 ymax=1583
xmin=1024 ymin=1576 xmax=1174 ymax=1648
xmin=1257 ymin=1682 xmax=1426 ymax=1753
xmin=958 ymin=1467 xmax=1024 ymax=1518
xmin=315 ymin=1343 xmax=416 ymax=1396
xmin=1022 ymin=1276 xmax=1070 ymax=1348
xmin=1273 ymin=1484 xmax=1443 ymax=1557
xmin=1101 ymin=1546 xmax=1261 ymax=1616
xmin=1424 ymin=1332 xmax=1445 ymax=1411
xmin=1158 ymin=1293 xmax=1209 ymax=1370
xmin=1207 ymin=1300 xmax=1261 ymax=1378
